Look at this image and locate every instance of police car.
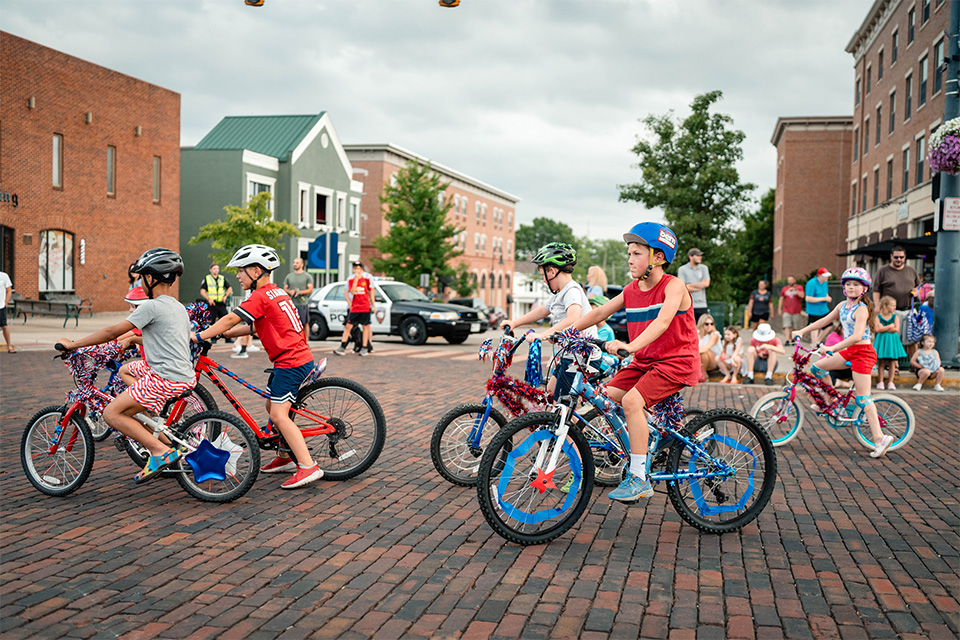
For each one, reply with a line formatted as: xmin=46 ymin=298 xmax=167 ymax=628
xmin=306 ymin=280 xmax=485 ymax=345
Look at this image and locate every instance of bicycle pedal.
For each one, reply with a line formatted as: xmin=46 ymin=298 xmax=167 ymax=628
xmin=113 ymin=436 xmax=127 ymax=452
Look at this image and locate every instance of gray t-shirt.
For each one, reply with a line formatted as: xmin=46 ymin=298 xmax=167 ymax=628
xmin=283 ymin=271 xmax=313 ymax=306
xmin=677 ymin=263 xmax=710 ymax=308
xmin=127 ymin=295 xmax=195 ymax=383
xmin=547 ymin=281 xmax=598 ymax=339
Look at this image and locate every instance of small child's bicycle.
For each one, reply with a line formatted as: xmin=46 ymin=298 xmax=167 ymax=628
xmin=476 ymin=330 xmax=776 ymax=546
xmin=750 ymin=338 xmax=915 ymax=450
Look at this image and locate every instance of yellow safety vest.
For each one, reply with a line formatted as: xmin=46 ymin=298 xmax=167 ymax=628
xmin=204 ymin=274 xmax=226 ymax=302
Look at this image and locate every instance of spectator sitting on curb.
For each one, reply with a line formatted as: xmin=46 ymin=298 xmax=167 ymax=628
xmin=744 ymin=322 xmax=784 ymax=385
xmin=911 ymin=334 xmax=945 ymax=392
xmin=696 ymin=314 xmax=721 ymax=382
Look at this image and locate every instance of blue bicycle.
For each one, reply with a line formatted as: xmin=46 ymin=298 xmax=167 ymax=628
xmin=476 ymin=331 xmax=777 ymax=546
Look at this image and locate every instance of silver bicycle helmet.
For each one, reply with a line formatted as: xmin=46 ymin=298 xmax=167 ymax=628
xmin=227 ymin=244 xmax=281 ymax=272
xmin=132 ymin=248 xmax=184 ymax=284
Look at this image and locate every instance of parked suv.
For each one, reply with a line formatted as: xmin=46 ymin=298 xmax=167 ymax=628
xmin=307 ymin=280 xmax=485 ymax=345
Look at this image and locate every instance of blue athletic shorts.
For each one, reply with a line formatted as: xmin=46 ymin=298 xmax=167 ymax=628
xmin=267 ymin=361 xmax=314 ymax=404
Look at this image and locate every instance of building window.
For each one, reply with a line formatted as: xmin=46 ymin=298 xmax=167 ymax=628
xmin=878 ymin=50 xmax=884 ymax=80
xmin=922 ymin=0 xmax=930 ymax=23
xmin=351 ymin=202 xmax=359 ymax=232
xmin=889 ymin=91 xmax=896 ymax=132
xmin=474 ymin=233 xmax=479 ymax=250
xmin=152 ymin=156 xmax=161 ymax=202
xmin=907 ymin=8 xmax=915 ymax=44
xmin=854 ymin=127 xmax=859 ymax=157
xmin=461 ymin=197 xmax=467 ymax=215
xmin=863 ymin=119 xmax=869 ymax=153
xmin=855 ymin=78 xmax=861 ymax=105
xmin=507 ymin=212 xmax=512 ymax=228
xmin=876 ymin=106 xmax=882 ymax=144
xmin=475 ymin=202 xmax=480 ymax=221
xmin=53 ymin=133 xmax=63 ymax=188
xmin=887 ymin=159 xmax=894 ymax=199
xmin=934 ymin=39 xmax=944 ymax=94
xmin=315 ymin=193 xmax=327 ymax=225
xmin=39 ymin=229 xmax=74 ymax=292
xmin=902 ymin=147 xmax=910 ymax=192
xmin=905 ymin=76 xmax=913 ymax=120
xmin=454 ymin=195 xmax=461 ymax=214
xmin=851 ymin=183 xmax=857 ymax=216
xmin=866 ymin=66 xmax=872 ymax=94
xmin=919 ymin=56 xmax=928 ymax=106
xmin=916 ymin=138 xmax=925 ymax=185
xmin=299 ymin=188 xmax=309 ymax=226
xmin=481 ymin=235 xmax=486 ymax=252
xmin=862 ymin=176 xmax=868 ymax=211
xmin=873 ymin=168 xmax=880 ymax=206
xmin=107 ymin=146 xmax=116 ymax=196
xmin=337 ymin=197 xmax=345 ymax=229
xmin=892 ymin=30 xmax=898 ymax=64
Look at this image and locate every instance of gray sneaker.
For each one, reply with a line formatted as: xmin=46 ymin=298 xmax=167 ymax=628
xmin=231 ymin=352 xmax=249 ymax=359
xmin=608 ymin=473 xmax=654 ymax=503
xmin=333 ymin=347 xmax=346 ymax=356
xmin=357 ymin=350 xmax=368 ymax=357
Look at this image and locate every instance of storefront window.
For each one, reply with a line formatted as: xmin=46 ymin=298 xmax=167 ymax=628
xmin=39 ymin=229 xmax=74 ymax=292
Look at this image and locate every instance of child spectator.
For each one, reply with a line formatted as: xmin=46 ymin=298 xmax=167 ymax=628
xmin=920 ymin=292 xmax=934 ymax=329
xmin=696 ymin=314 xmax=721 ymax=381
xmin=718 ymin=326 xmax=743 ymax=384
xmin=197 ymin=244 xmax=321 ymax=489
xmin=574 ymin=222 xmax=699 ymax=503
xmin=744 ymin=322 xmax=784 ymax=385
xmin=334 ymin=261 xmax=376 ymax=356
xmin=589 ymin=295 xmax=615 ymax=342
xmin=873 ymin=295 xmax=906 ymax=390
xmin=911 ymin=334 xmax=945 ymax=392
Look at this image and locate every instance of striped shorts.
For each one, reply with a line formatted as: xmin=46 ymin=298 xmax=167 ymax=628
xmin=127 ymin=361 xmax=197 ymax=414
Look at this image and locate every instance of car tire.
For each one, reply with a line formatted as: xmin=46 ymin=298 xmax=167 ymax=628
xmin=400 ymin=316 xmax=428 ymax=345
xmin=309 ymin=314 xmax=329 ymax=341
xmin=445 ymin=332 xmax=469 ymax=344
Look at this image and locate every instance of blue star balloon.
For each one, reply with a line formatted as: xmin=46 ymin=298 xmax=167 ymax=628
xmin=184 ymin=439 xmax=230 ymax=483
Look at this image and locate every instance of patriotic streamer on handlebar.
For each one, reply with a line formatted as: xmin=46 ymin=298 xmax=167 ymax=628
xmin=552 ymin=327 xmax=595 ymax=358
xmin=186 ymin=302 xmax=213 ymax=362
xmin=478 ymin=338 xmax=493 ymax=361
xmin=64 ymin=341 xmax=137 ymax=415
xmin=649 ymin=392 xmax=685 ymax=434
xmin=485 ymin=374 xmax=551 ymax=417
xmin=524 ymin=339 xmax=542 ymax=387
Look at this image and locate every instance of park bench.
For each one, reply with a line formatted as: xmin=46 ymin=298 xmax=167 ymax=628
xmin=13 ymin=293 xmax=92 ymax=328
xmin=44 ymin=293 xmax=93 ymax=317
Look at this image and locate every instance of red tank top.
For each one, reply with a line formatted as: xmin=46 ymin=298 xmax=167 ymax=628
xmin=623 ymin=274 xmax=700 ymax=386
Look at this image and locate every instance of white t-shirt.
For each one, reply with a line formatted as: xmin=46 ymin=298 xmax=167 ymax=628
xmin=547 ymin=281 xmax=598 ymax=339
xmin=699 ymin=330 xmax=722 ymax=356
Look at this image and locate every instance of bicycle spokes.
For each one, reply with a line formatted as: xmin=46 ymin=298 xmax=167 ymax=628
xmin=494 ymin=430 xmax=582 ymax=525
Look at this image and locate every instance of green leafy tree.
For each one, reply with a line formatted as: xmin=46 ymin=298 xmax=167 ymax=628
xmin=372 ymin=161 xmax=463 ymax=288
xmin=449 ymin=262 xmax=476 ymax=297
xmin=728 ymin=187 xmax=775 ymax=304
xmin=515 ymin=217 xmax=576 ymax=260
xmin=618 ymin=90 xmax=756 ymax=301
xmin=188 ymin=192 xmax=300 ymax=271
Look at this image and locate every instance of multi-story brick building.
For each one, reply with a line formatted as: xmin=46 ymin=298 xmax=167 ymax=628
xmin=344 ymin=144 xmax=519 ymax=310
xmin=771 ymin=117 xmax=854 ymax=280
xmin=0 ymin=32 xmax=181 ymax=311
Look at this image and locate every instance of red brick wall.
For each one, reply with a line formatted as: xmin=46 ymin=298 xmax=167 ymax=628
xmin=0 ymin=32 xmax=181 ymax=311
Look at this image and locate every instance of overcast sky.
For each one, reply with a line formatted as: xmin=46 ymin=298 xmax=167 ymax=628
xmin=5 ymin=0 xmax=870 ymax=240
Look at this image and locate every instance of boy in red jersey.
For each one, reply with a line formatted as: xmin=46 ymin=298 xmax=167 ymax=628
xmin=574 ymin=222 xmax=699 ymax=503
xmin=196 ymin=244 xmax=321 ymax=489
xmin=334 ymin=261 xmax=377 ymax=356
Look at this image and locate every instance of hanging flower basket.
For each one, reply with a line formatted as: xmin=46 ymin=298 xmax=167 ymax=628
xmin=928 ymin=117 xmax=960 ymax=175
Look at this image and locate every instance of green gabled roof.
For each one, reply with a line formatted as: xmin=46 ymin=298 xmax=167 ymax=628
xmin=194 ymin=113 xmax=326 ymax=160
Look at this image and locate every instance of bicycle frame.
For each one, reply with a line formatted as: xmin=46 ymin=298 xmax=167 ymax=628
xmin=780 ymin=340 xmax=860 ymax=425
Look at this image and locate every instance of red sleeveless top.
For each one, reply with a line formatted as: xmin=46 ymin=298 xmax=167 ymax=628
xmin=623 ymin=274 xmax=700 ymax=386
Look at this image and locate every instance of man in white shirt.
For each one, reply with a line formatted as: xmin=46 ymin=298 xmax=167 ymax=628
xmin=1 ymin=270 xmax=15 ymax=353
xmin=677 ymin=248 xmax=710 ymax=321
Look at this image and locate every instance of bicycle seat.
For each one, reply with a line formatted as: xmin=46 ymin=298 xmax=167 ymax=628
xmin=160 ymin=389 xmax=199 ymax=416
xmin=264 ymin=369 xmax=273 ymax=374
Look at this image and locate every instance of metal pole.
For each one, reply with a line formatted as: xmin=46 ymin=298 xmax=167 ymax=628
xmin=933 ymin=0 xmax=960 ymax=366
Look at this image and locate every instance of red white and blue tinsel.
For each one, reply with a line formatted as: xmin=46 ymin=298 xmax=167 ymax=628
xmin=524 ymin=339 xmax=543 ymax=387
xmin=649 ymin=392 xmax=685 ymax=434
xmin=478 ymin=338 xmax=493 ymax=361
xmin=186 ymin=302 xmax=212 ymax=362
xmin=64 ymin=341 xmax=137 ymax=415
xmin=485 ymin=374 xmax=550 ymax=417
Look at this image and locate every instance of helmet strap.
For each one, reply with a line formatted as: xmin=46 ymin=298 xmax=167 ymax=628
xmin=638 ymin=247 xmax=666 ymax=281
xmin=542 ymin=266 xmax=561 ymax=294
xmin=141 ymin=274 xmax=158 ymax=299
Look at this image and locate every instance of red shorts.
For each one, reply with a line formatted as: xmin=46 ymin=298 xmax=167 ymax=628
xmin=127 ymin=362 xmax=196 ymax=414
xmin=839 ymin=344 xmax=877 ymax=375
xmin=607 ymin=363 xmax=687 ymax=408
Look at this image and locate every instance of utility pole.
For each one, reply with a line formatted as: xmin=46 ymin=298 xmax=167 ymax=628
xmin=934 ymin=0 xmax=960 ymax=366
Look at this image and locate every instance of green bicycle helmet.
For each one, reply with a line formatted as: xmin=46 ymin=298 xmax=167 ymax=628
xmin=531 ymin=242 xmax=577 ymax=272
xmin=588 ymin=294 xmax=610 ymax=307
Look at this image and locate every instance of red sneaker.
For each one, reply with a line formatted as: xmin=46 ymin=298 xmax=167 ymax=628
xmin=260 ymin=457 xmax=296 ymax=474
xmin=281 ymin=464 xmax=323 ymax=489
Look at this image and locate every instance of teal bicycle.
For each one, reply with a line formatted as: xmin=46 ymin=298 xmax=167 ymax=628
xmin=476 ymin=330 xmax=777 ymax=546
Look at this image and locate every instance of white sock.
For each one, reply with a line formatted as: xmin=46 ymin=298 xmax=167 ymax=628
xmin=747 ymin=372 xmax=754 ymax=380
xmin=765 ymin=372 xmax=773 ymax=379
xmin=629 ymin=454 xmax=647 ymax=481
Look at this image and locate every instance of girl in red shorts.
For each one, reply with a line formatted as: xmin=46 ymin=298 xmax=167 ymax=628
xmin=794 ymin=267 xmax=894 ymax=458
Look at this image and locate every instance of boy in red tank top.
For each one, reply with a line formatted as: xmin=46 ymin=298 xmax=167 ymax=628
xmin=574 ymin=222 xmax=699 ymax=503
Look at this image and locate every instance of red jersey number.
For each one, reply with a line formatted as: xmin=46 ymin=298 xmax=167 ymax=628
xmin=278 ymin=299 xmax=303 ymax=333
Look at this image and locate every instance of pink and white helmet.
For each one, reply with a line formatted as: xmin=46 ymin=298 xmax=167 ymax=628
xmin=841 ymin=267 xmax=872 ymax=290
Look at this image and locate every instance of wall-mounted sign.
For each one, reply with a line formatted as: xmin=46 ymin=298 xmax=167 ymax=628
xmin=937 ymin=197 xmax=960 ymax=232
xmin=0 ymin=187 xmax=18 ymax=207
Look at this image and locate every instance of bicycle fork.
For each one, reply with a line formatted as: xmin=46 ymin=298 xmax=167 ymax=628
xmin=528 ymin=405 xmax=572 ymax=493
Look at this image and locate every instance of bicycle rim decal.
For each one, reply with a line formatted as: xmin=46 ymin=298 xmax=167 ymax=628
xmin=687 ymin=434 xmax=756 ymax=516
xmin=496 ymin=429 xmax=582 ymax=525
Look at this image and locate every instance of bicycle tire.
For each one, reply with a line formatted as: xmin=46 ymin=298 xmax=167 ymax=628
xmin=431 ymin=403 xmax=508 ymax=486
xmin=477 ymin=411 xmax=594 ymax=546
xmin=578 ymin=407 xmax=627 ymax=487
xmin=123 ymin=383 xmax=219 ymax=469
xmin=665 ymin=408 xmax=777 ymax=534
xmin=86 ymin=413 xmax=112 ymax=442
xmin=291 ymin=377 xmax=386 ymax=480
xmin=750 ymin=392 xmax=805 ymax=446
xmin=853 ymin=394 xmax=915 ymax=452
xmin=173 ymin=411 xmax=260 ymax=502
xmin=21 ymin=405 xmax=95 ymax=497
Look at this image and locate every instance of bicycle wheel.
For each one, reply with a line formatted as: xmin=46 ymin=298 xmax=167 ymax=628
xmin=477 ymin=411 xmax=594 ymax=546
xmin=666 ymin=409 xmax=777 ymax=534
xmin=853 ymin=393 xmax=915 ymax=452
xmin=86 ymin=413 xmax=112 ymax=442
xmin=174 ymin=411 xmax=260 ymax=502
xmin=750 ymin=392 xmax=805 ymax=446
xmin=21 ymin=405 xmax=95 ymax=497
xmin=579 ymin=407 xmax=627 ymax=487
xmin=291 ymin=377 xmax=386 ymax=480
xmin=124 ymin=383 xmax=219 ymax=469
xmin=431 ymin=403 xmax=507 ymax=486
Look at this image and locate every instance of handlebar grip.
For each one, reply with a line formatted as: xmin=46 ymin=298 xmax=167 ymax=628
xmin=502 ymin=324 xmax=512 ymax=336
xmin=617 ymin=349 xmax=630 ymax=359
xmin=54 ymin=342 xmax=67 ymax=352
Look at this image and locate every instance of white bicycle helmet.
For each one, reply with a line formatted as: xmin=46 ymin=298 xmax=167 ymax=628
xmin=227 ymin=244 xmax=281 ymax=272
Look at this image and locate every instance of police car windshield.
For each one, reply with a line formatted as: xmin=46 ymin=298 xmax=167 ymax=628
xmin=379 ymin=282 xmax=430 ymax=302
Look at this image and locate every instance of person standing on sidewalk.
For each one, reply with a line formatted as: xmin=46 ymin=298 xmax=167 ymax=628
xmin=872 ymin=246 xmax=920 ymax=357
xmin=283 ymin=257 xmax=314 ymax=336
xmin=200 ymin=263 xmax=233 ymax=323
xmin=778 ymin=275 xmax=805 ymax=342
xmin=746 ymin=279 xmax=774 ymax=329
xmin=677 ymin=248 xmax=710 ymax=321
xmin=1 ymin=270 xmax=15 ymax=353
xmin=804 ymin=268 xmax=832 ymax=343
xmin=334 ymin=261 xmax=376 ymax=356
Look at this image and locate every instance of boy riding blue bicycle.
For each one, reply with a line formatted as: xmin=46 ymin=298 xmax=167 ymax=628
xmin=573 ymin=222 xmax=700 ymax=503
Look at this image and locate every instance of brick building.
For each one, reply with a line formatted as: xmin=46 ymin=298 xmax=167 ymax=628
xmin=0 ymin=32 xmax=181 ymax=311
xmin=770 ymin=117 xmax=854 ymax=280
xmin=344 ymin=144 xmax=519 ymax=311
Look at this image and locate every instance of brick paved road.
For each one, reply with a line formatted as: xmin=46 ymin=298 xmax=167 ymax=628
xmin=1 ymin=346 xmax=958 ymax=639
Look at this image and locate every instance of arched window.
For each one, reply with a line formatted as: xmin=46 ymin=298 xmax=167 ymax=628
xmin=505 ymin=275 xmax=510 ymax=290
xmin=38 ymin=229 xmax=74 ymax=292
xmin=480 ymin=274 xmax=486 ymax=290
xmin=498 ymin=274 xmax=502 ymax=289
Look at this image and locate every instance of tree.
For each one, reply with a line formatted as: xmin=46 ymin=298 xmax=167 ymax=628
xmin=618 ymin=90 xmax=756 ymax=301
xmin=728 ymin=187 xmax=775 ymax=304
xmin=515 ymin=217 xmax=576 ymax=260
xmin=372 ymin=161 xmax=464 ymax=288
xmin=449 ymin=262 xmax=476 ymax=297
xmin=188 ymin=192 xmax=300 ymax=270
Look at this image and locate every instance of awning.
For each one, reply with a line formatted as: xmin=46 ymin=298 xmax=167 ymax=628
xmin=838 ymin=235 xmax=937 ymax=259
